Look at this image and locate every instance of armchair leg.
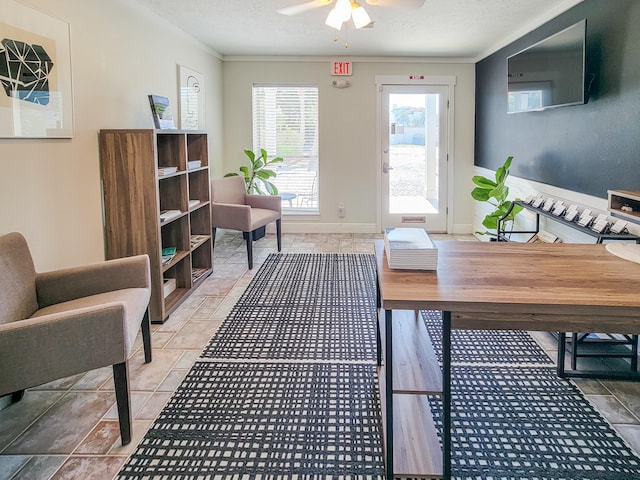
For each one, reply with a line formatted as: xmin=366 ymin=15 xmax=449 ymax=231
xmin=276 ymin=219 xmax=282 ymax=252
xmin=11 ymin=390 xmax=25 ymax=403
xmin=246 ymin=233 xmax=253 ymax=270
xmin=113 ymin=361 xmax=132 ymax=446
xmin=141 ymin=308 xmax=152 ymax=364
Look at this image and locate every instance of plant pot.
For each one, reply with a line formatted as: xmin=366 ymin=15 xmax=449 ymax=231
xmin=244 ymin=225 xmax=266 ymax=241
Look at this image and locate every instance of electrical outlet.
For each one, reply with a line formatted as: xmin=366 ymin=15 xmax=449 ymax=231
xmin=338 ymin=202 xmax=345 ymax=218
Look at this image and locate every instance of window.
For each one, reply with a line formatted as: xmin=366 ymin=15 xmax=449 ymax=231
xmin=252 ymin=85 xmax=319 ymax=212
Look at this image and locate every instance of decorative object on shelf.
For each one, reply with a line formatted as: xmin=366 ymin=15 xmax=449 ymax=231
xmin=148 ymin=95 xmax=176 ymax=129
xmin=577 ymin=209 xmax=593 ymax=227
xmin=178 ymin=65 xmax=205 ymax=130
xmin=564 ymin=205 xmax=579 ymax=222
xmin=610 ymin=219 xmax=629 ymax=234
xmin=590 ymin=213 xmax=609 ymax=233
xmin=551 ymin=201 xmax=566 ymax=216
xmin=471 ymin=156 xmax=523 ymax=238
xmin=224 ymin=148 xmax=284 ymax=195
xmin=0 ymin=1 xmax=74 ymax=138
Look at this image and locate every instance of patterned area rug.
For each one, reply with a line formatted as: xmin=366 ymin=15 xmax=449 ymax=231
xmin=118 ymin=253 xmax=640 ymax=480
xmin=201 ymin=254 xmax=378 ymax=362
xmin=119 ymin=362 xmax=383 ymax=479
xmin=421 ymin=310 xmax=554 ymax=365
xmin=430 ymin=365 xmax=640 ymax=480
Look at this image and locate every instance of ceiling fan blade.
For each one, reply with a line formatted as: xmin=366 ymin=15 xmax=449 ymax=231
xmin=365 ymin=0 xmax=425 ymax=7
xmin=277 ymin=0 xmax=333 ymax=16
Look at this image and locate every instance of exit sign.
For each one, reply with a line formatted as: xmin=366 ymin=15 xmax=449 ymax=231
xmin=331 ymin=61 xmax=352 ymax=76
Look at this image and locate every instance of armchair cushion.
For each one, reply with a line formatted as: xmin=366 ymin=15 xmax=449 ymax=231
xmin=32 ymin=287 xmax=150 ymax=355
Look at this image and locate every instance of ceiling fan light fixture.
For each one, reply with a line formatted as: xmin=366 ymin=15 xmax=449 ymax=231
xmin=335 ymin=0 xmax=353 ymax=22
xmin=325 ymin=8 xmax=343 ymax=30
xmin=351 ymin=2 xmax=372 ymax=28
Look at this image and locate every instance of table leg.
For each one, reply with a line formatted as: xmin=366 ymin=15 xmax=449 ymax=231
xmin=442 ymin=311 xmax=452 ymax=480
xmin=385 ymin=308 xmax=394 ymax=480
xmin=558 ymin=332 xmax=567 ymax=378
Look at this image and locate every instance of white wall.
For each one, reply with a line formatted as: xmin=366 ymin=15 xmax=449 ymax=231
xmin=222 ymin=59 xmax=476 ymax=234
xmin=0 ymin=0 xmax=223 ymax=271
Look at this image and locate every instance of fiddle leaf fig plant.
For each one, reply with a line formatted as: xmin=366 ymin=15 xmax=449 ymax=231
xmin=471 ymin=156 xmax=523 ymax=237
xmin=225 ymin=148 xmax=284 ymax=195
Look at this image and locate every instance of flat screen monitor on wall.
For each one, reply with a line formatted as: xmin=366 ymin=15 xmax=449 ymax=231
xmin=507 ymin=19 xmax=587 ymax=114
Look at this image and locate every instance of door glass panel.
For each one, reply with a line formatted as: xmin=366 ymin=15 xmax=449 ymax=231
xmin=388 ymin=93 xmax=439 ymax=215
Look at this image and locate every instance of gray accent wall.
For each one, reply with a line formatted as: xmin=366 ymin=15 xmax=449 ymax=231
xmin=475 ymin=0 xmax=640 ymax=199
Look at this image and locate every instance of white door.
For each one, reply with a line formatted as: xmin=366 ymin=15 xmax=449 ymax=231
xmin=380 ymin=84 xmax=449 ymax=232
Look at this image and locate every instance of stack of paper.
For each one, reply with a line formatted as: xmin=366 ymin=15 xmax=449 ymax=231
xmin=384 ymin=228 xmax=438 ymax=270
xmin=159 ymin=209 xmax=181 ymax=223
xmin=157 ymin=166 xmax=178 ymax=176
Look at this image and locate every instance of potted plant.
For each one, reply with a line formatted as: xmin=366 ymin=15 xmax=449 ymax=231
xmin=225 ymin=148 xmax=283 ymax=240
xmin=471 ymin=156 xmax=522 ymax=239
xmin=225 ymin=148 xmax=283 ymax=195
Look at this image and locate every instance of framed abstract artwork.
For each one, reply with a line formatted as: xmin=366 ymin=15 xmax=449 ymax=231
xmin=178 ymin=65 xmax=205 ymax=130
xmin=0 ymin=0 xmax=74 ymax=138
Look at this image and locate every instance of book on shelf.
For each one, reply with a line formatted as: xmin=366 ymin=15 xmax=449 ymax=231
xmin=148 ymin=95 xmax=176 ymax=129
xmin=157 ymin=166 xmax=178 ymax=176
xmin=161 ymin=246 xmax=177 ymax=265
xmin=190 ymin=234 xmax=208 ymax=247
xmin=384 ymin=227 xmax=438 ymax=270
xmin=187 ymin=160 xmax=202 ymax=170
xmin=159 ymin=209 xmax=181 ymax=223
xmin=188 ymin=199 xmax=200 ymax=209
xmin=191 ymin=267 xmax=208 ymax=283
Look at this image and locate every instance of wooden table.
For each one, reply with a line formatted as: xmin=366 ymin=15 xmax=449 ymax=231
xmin=374 ymin=240 xmax=640 ymax=480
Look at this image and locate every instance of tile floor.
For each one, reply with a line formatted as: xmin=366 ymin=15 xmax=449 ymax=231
xmin=0 ymin=232 xmax=639 ymax=479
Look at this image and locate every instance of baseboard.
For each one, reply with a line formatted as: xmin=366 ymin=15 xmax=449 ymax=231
xmin=281 ymin=222 xmax=378 ymax=234
xmin=452 ymin=223 xmax=473 ymax=234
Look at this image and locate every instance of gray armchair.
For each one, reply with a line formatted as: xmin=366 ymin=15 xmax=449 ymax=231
xmin=0 ymin=232 xmax=152 ymax=445
xmin=211 ymin=176 xmax=282 ymax=269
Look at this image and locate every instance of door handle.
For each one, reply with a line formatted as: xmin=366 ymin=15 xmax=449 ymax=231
xmin=383 ymin=162 xmax=393 ymax=173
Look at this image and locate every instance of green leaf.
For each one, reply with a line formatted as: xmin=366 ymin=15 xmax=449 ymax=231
xmin=471 ymin=187 xmax=491 ymax=201
xmin=244 ymin=149 xmax=255 ymax=163
xmin=223 ymin=172 xmax=238 ymax=178
xmin=482 ymin=213 xmax=499 ymax=230
xmin=471 ymin=175 xmax=497 ymax=188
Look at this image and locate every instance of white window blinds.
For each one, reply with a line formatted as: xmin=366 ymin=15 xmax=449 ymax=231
xmin=252 ymin=85 xmax=319 ymax=211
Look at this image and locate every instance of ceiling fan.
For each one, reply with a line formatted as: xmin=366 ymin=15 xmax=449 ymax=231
xmin=277 ymin=0 xmax=425 ymax=30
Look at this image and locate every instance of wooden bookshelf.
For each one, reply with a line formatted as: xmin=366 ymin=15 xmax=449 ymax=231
xmin=99 ymin=129 xmax=212 ymax=323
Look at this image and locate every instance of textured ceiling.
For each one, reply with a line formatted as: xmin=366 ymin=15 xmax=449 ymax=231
xmin=127 ymin=0 xmax=582 ymax=59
